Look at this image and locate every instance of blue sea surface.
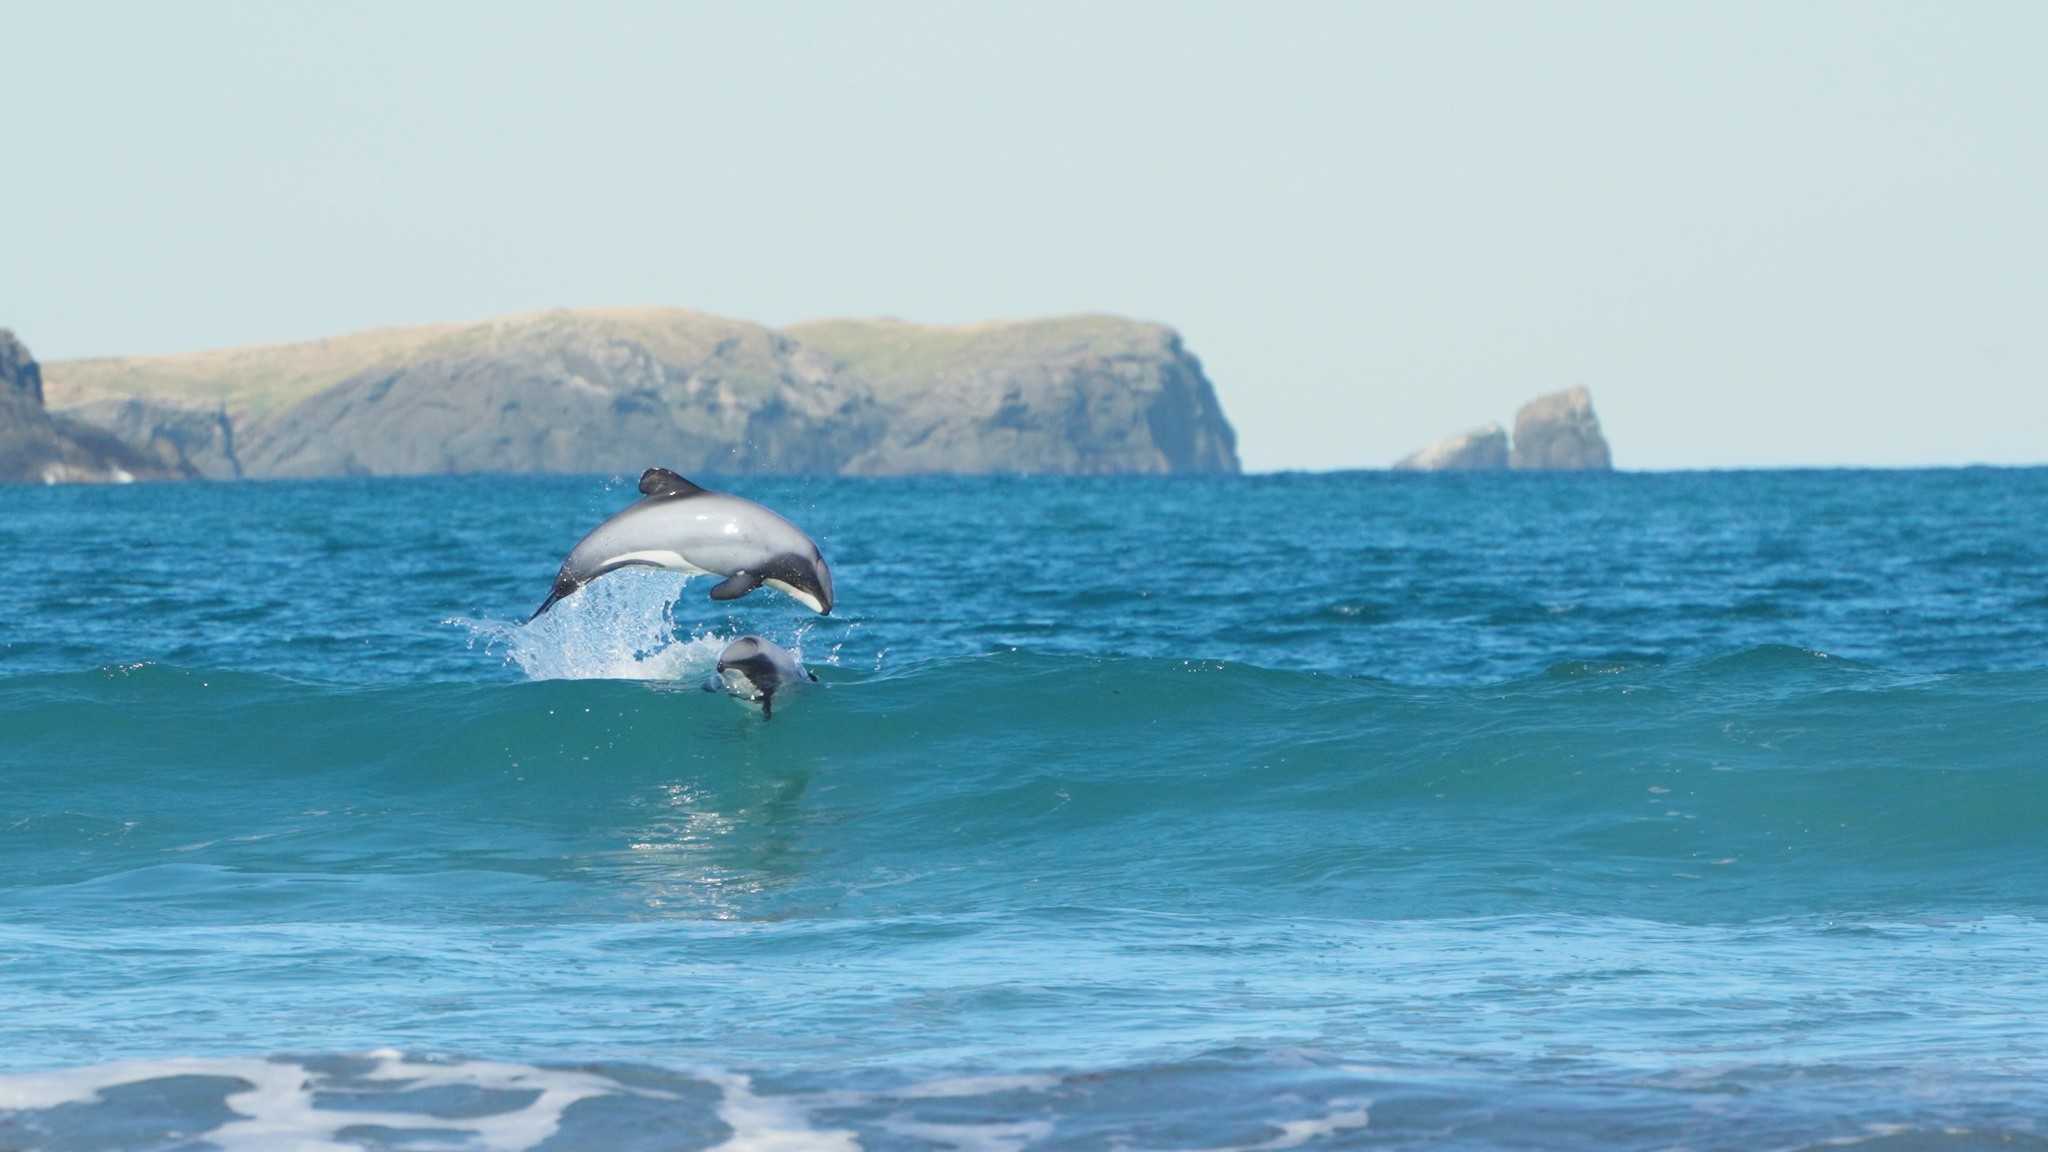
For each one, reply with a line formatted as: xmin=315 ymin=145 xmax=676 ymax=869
xmin=3 ymin=470 xmax=2047 ymax=1150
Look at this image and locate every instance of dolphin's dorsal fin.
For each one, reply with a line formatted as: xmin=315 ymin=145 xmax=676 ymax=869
xmin=639 ymin=467 xmax=707 ymax=498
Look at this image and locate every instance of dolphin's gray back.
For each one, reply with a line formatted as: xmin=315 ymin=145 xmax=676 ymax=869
xmin=531 ymin=476 xmax=833 ymax=618
xmin=563 ymin=493 xmax=815 ymax=581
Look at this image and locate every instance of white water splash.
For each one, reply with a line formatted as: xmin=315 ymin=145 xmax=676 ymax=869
xmin=454 ymin=570 xmax=821 ymax=683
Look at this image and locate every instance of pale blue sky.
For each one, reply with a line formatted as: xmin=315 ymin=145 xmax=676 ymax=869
xmin=2 ymin=1 xmax=2043 ymax=470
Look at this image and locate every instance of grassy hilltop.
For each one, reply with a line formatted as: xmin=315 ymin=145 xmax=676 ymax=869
xmin=38 ymin=307 xmax=1240 ymax=479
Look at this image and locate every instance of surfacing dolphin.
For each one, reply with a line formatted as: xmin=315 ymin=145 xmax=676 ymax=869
xmin=529 ymin=468 xmax=834 ymax=621
xmin=712 ymin=634 xmax=817 ymax=719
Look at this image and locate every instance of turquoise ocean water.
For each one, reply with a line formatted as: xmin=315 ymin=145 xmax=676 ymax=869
xmin=3 ymin=470 xmax=2047 ymax=1150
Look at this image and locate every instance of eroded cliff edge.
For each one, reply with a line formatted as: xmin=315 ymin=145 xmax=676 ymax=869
xmin=42 ymin=308 xmax=1241 ymax=478
xmin=0 ymin=330 xmax=182 ymax=483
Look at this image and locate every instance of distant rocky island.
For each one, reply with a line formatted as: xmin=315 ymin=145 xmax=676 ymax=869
xmin=1395 ymin=387 xmax=1614 ymax=471
xmin=3 ymin=308 xmax=1241 ymax=482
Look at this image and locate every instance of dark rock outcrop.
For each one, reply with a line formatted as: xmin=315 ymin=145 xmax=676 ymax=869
xmin=2 ymin=329 xmax=45 ymax=406
xmin=1393 ymin=424 xmax=1509 ymax=471
xmin=1509 ymin=387 xmax=1612 ymax=471
xmin=0 ymin=330 xmax=175 ymax=484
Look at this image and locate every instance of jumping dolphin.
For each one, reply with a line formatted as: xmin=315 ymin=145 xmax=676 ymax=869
xmin=713 ymin=635 xmax=817 ymax=719
xmin=529 ymin=468 xmax=834 ymax=621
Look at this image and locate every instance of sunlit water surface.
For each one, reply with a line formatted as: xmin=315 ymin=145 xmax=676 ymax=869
xmin=3 ymin=470 xmax=2047 ymax=1150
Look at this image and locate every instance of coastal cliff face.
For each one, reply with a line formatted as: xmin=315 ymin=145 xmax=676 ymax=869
xmin=788 ymin=316 xmax=1238 ymax=476
xmin=235 ymin=313 xmax=880 ymax=478
xmin=0 ymin=330 xmax=177 ymax=483
xmin=56 ymin=397 xmax=240 ymax=479
xmin=44 ymin=309 xmax=1240 ymax=479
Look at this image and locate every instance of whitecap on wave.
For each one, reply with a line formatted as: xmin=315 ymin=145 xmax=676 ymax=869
xmin=0 ymin=1051 xmax=1377 ymax=1152
xmin=0 ymin=1051 xmax=847 ymax=1152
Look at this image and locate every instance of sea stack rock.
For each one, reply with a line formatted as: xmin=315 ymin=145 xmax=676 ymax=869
xmin=0 ymin=329 xmax=172 ymax=484
xmin=1393 ymin=423 xmax=1509 ymax=471
xmin=1509 ymin=387 xmax=1612 ymax=471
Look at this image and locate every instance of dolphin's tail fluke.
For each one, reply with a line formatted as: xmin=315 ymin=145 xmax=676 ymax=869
xmin=526 ymin=573 xmax=582 ymax=623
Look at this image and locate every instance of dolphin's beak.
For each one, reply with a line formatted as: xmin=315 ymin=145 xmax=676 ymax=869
xmin=809 ymin=557 xmax=835 ymax=615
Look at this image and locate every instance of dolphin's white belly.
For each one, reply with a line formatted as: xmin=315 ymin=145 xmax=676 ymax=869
xmin=606 ymin=549 xmax=709 ymax=575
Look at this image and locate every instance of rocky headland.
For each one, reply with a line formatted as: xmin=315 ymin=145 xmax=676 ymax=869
xmin=35 ymin=308 xmax=1241 ymax=480
xmin=0 ymin=330 xmax=185 ymax=484
xmin=1396 ymin=387 xmax=1613 ymax=472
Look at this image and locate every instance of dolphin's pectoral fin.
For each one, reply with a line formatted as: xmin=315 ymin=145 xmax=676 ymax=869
xmin=638 ymin=468 xmax=707 ymax=499
xmin=709 ymin=572 xmax=765 ymax=601
xmin=807 ymin=670 xmax=819 ymax=682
